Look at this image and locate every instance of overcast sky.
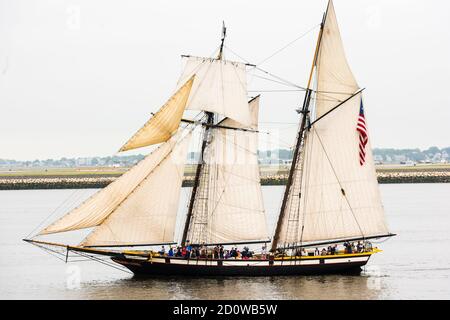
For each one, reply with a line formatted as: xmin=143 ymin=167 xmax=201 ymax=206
xmin=1 ymin=0 xmax=449 ymax=160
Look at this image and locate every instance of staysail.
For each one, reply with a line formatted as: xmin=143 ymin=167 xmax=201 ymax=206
xmin=177 ymin=56 xmax=252 ymax=127
xmin=119 ymin=76 xmax=195 ymax=152
xmin=185 ymin=97 xmax=268 ymax=244
xmin=38 ymin=132 xmax=192 ymax=247
xmin=276 ymin=0 xmax=389 ymax=245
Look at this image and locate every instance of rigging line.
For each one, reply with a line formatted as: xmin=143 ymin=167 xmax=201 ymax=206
xmin=32 ymin=243 xmax=68 ymax=262
xmin=71 ymin=251 xmax=133 ymax=274
xmin=260 ymin=121 xmax=298 ymax=125
xmin=223 ymin=45 xmax=252 ymax=64
xmin=224 ymin=45 xmax=306 ymax=90
xmin=250 ymin=74 xmax=304 ymax=89
xmin=248 ymin=89 xmax=304 ymax=92
xmin=259 ymin=131 xmax=296 ymax=150
xmin=311 ymin=128 xmax=365 ymax=238
xmin=253 ymin=67 xmax=307 ymax=90
xmin=25 ymin=188 xmax=82 ymax=238
xmin=255 ymin=23 xmax=321 ymax=66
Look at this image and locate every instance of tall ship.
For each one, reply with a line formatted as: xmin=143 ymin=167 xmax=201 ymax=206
xmin=25 ymin=0 xmax=395 ymax=276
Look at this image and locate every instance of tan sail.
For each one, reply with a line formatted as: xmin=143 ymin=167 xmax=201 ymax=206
xmin=185 ymin=97 xmax=268 ymax=244
xmin=119 ymin=76 xmax=194 ymax=152
xmin=277 ymin=0 xmax=389 ymax=244
xmin=81 ymin=132 xmax=192 ymax=246
xmin=177 ymin=56 xmax=252 ymax=127
xmin=39 ymin=132 xmax=191 ymax=237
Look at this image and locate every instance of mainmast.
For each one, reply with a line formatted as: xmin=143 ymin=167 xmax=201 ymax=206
xmin=270 ymin=5 xmax=329 ymax=252
xmin=181 ymin=22 xmax=227 ymax=246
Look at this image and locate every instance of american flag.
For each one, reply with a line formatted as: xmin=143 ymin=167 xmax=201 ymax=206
xmin=356 ymin=99 xmax=368 ymax=166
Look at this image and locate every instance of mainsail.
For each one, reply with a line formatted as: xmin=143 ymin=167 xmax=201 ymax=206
xmin=177 ymin=56 xmax=252 ymax=127
xmin=39 ymin=132 xmax=192 ymax=246
xmin=119 ymin=76 xmax=195 ymax=152
xmin=275 ymin=0 xmax=389 ymax=246
xmin=185 ymin=97 xmax=268 ymax=244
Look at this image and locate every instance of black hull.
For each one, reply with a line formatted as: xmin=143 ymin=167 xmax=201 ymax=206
xmin=111 ymin=256 xmax=369 ymax=277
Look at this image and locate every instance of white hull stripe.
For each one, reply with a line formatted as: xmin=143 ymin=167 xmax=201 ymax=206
xmin=149 ymin=256 xmax=370 ymax=267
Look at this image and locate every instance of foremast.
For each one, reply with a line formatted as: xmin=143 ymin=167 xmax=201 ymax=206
xmin=181 ymin=23 xmax=227 ymax=246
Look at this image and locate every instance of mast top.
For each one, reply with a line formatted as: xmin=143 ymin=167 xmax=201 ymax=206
xmin=218 ymin=21 xmax=226 ymax=60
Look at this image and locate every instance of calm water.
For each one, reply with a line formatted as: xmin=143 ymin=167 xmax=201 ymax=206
xmin=0 ymin=184 xmax=449 ymax=299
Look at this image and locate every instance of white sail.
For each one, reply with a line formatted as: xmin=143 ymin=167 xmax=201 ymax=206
xmin=277 ymin=0 xmax=389 ymax=244
xmin=81 ymin=132 xmax=192 ymax=246
xmin=315 ymin=0 xmax=358 ymax=117
xmin=186 ymin=97 xmax=268 ymax=244
xmin=177 ymin=56 xmax=252 ymax=127
xmin=39 ymin=132 xmax=190 ymax=237
xmin=119 ymin=76 xmax=194 ymax=152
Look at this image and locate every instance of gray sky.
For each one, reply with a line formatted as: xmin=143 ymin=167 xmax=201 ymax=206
xmin=1 ymin=0 xmax=449 ymax=160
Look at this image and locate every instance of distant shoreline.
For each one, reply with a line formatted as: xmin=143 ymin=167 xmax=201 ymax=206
xmin=1 ymin=165 xmax=449 ymax=190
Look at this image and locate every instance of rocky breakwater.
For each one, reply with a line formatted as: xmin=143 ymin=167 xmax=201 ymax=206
xmin=0 ymin=166 xmax=449 ymax=190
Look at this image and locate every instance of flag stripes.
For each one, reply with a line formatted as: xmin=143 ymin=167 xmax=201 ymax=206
xmin=356 ymin=99 xmax=368 ymax=165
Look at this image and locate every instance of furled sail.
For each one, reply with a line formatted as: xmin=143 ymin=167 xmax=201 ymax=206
xmin=177 ymin=56 xmax=252 ymax=127
xmin=185 ymin=97 xmax=268 ymax=244
xmin=119 ymin=76 xmax=195 ymax=152
xmin=277 ymin=0 xmax=389 ymax=245
xmin=39 ymin=132 xmax=191 ymax=241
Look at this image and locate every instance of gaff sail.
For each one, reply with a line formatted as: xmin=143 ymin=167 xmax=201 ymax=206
xmin=276 ymin=0 xmax=390 ymax=245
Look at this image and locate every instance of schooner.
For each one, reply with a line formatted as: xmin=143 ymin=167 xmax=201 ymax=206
xmin=24 ymin=0 xmax=395 ymax=276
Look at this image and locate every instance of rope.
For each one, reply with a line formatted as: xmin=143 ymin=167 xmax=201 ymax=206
xmin=25 ymin=189 xmax=84 ymax=238
xmin=255 ymin=24 xmax=321 ymax=66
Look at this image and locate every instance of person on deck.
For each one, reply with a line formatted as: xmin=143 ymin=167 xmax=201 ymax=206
xmin=357 ymin=241 xmax=363 ymax=253
xmin=219 ymin=245 xmax=224 ymax=259
xmin=168 ymin=246 xmax=174 ymax=257
xmin=330 ymin=245 xmax=335 ymax=255
xmin=261 ymin=246 xmax=267 ymax=259
xmin=186 ymin=242 xmax=192 ymax=255
xmin=158 ymin=246 xmax=166 ymax=256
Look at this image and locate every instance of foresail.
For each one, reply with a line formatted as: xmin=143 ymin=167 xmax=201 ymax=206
xmin=119 ymin=76 xmax=194 ymax=152
xmin=81 ymin=132 xmax=192 ymax=246
xmin=177 ymin=56 xmax=252 ymax=126
xmin=185 ymin=97 xmax=268 ymax=244
xmin=39 ymin=133 xmax=187 ymax=236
